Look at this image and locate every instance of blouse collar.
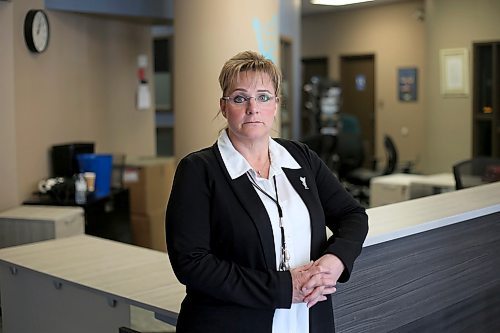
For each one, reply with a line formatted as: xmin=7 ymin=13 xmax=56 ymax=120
xmin=217 ymin=130 xmax=301 ymax=180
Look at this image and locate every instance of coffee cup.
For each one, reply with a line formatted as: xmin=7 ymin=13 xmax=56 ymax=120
xmin=83 ymin=172 xmax=96 ymax=192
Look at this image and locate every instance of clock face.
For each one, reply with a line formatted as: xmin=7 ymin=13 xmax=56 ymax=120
xmin=32 ymin=11 xmax=49 ymax=52
xmin=24 ymin=10 xmax=50 ymax=53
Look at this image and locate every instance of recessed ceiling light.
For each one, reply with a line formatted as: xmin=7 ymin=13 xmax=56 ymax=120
xmin=310 ymin=0 xmax=375 ymax=6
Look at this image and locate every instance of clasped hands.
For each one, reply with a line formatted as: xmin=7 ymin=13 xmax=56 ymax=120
xmin=290 ymin=254 xmax=344 ymax=308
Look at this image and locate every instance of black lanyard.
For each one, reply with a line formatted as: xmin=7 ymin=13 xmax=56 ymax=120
xmin=247 ymin=172 xmax=290 ymax=271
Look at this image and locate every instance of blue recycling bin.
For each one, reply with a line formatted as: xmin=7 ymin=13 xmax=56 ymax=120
xmin=76 ymin=153 xmax=113 ymax=198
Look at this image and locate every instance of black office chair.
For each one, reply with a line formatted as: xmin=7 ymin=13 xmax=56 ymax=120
xmin=344 ymin=134 xmax=398 ymax=187
xmin=335 ymin=131 xmax=365 ymax=180
xmin=452 ymin=157 xmax=500 ymax=190
xmin=337 ymin=134 xmax=397 ymax=207
xmin=302 ymin=133 xmax=339 ymax=174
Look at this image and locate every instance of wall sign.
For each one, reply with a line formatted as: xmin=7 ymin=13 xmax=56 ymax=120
xmin=398 ymin=67 xmax=417 ymax=102
xmin=355 ymin=74 xmax=366 ymax=91
xmin=440 ymin=48 xmax=469 ymax=96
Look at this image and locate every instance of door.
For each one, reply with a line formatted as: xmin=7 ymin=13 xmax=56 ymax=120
xmin=473 ymin=41 xmax=500 ymax=158
xmin=340 ymin=55 xmax=375 ymax=169
xmin=301 ymin=57 xmax=328 ymax=138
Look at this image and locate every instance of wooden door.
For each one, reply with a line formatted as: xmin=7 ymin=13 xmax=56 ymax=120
xmin=340 ymin=55 xmax=375 ymax=168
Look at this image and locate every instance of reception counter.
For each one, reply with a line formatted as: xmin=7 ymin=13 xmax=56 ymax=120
xmin=334 ymin=182 xmax=500 ymax=332
xmin=0 ymin=182 xmax=499 ymax=332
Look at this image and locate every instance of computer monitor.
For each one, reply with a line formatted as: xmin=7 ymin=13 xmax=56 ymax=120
xmin=51 ymin=143 xmax=94 ymax=177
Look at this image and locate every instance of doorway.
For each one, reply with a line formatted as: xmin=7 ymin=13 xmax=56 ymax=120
xmin=340 ymin=55 xmax=375 ymax=168
xmin=301 ymin=57 xmax=328 ymax=138
xmin=473 ymin=41 xmax=500 ymax=158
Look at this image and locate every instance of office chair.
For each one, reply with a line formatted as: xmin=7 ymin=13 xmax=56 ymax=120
xmin=335 ymin=131 xmax=365 ymax=180
xmin=452 ymin=156 xmax=500 ymax=190
xmin=339 ymin=135 xmax=398 ymax=206
xmin=302 ymin=133 xmax=339 ymax=174
xmin=343 ymin=134 xmax=398 ymax=186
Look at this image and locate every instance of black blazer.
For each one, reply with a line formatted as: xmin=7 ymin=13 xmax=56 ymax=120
xmin=166 ymin=139 xmax=368 ymax=333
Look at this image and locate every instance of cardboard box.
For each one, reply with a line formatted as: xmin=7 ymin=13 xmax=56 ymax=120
xmin=124 ymin=156 xmax=176 ymax=215
xmin=130 ymin=209 xmax=167 ymax=252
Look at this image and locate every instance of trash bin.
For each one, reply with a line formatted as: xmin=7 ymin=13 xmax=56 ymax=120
xmin=76 ymin=154 xmax=112 ymax=198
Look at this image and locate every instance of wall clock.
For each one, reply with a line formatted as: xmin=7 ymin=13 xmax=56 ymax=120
xmin=24 ymin=9 xmax=50 ymax=53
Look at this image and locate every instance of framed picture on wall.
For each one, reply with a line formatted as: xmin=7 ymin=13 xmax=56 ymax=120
xmin=398 ymin=67 xmax=417 ymax=102
xmin=440 ymin=48 xmax=469 ymax=96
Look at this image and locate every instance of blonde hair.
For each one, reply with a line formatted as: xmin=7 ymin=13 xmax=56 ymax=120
xmin=218 ymin=51 xmax=282 ymax=97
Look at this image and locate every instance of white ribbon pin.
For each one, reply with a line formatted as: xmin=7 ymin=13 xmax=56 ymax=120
xmin=300 ymin=177 xmax=309 ymax=190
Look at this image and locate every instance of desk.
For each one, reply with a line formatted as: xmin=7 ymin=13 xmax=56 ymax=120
xmin=409 ymin=172 xmax=455 ymax=193
xmin=370 ymin=173 xmax=456 ymax=207
xmin=0 ymin=205 xmax=84 ymax=248
xmin=0 ymin=236 xmax=183 ymax=333
xmin=370 ymin=173 xmax=431 ymax=207
xmin=1 ymin=183 xmax=500 ymax=332
xmin=24 ymin=188 xmax=130 ymax=241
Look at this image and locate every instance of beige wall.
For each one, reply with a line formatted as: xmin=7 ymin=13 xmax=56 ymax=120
xmin=0 ymin=2 xmax=19 ymax=211
xmin=423 ymin=0 xmax=500 ymax=173
xmin=174 ymin=0 xmax=280 ymax=160
xmin=302 ymin=0 xmax=500 ymax=174
xmin=302 ymin=0 xmax=426 ymax=171
xmin=1 ymin=0 xmax=156 ymax=208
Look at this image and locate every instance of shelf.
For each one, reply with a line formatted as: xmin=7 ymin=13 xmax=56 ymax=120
xmin=155 ymin=105 xmax=172 ymax=113
xmin=474 ymin=113 xmax=494 ymax=121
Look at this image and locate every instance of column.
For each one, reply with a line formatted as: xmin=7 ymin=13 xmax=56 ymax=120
xmin=174 ymin=0 xmax=279 ymax=160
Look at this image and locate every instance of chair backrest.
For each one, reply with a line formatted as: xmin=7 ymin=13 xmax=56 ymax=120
xmin=339 ymin=113 xmax=361 ymax=135
xmin=302 ymin=134 xmax=338 ymax=172
xmin=336 ymin=131 xmax=365 ymax=179
xmin=382 ymin=135 xmax=398 ymax=175
xmin=453 ymin=156 xmax=500 ymax=190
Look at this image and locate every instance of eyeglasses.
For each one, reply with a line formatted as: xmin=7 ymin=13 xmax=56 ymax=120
xmin=221 ymin=94 xmax=277 ymax=106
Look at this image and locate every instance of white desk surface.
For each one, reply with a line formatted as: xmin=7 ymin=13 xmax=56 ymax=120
xmin=365 ymin=181 xmax=500 ymax=246
xmin=371 ymin=173 xmax=455 ymax=188
xmin=0 ymin=235 xmax=184 ymax=319
xmin=0 ymin=182 xmax=499 ymax=320
xmin=371 ymin=173 xmax=427 ymax=185
xmin=408 ymin=172 xmax=456 ymax=188
xmin=0 ymin=205 xmax=84 ymax=221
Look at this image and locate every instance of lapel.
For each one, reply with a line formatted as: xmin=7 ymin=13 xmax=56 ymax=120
xmin=212 ymin=144 xmax=277 ymax=270
xmin=282 ymin=168 xmax=326 ymax=260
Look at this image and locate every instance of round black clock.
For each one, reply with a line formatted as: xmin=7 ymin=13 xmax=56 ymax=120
xmin=24 ymin=10 xmax=50 ymax=53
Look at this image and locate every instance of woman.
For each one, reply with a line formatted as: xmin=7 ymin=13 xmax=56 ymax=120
xmin=166 ymin=51 xmax=368 ymax=332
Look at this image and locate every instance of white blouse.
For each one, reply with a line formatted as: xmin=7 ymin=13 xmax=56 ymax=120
xmin=218 ymin=130 xmax=311 ymax=333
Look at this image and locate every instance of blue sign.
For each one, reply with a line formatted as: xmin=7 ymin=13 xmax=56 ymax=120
xmin=355 ymin=74 xmax=366 ymax=91
xmin=398 ymin=68 xmax=417 ymax=102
